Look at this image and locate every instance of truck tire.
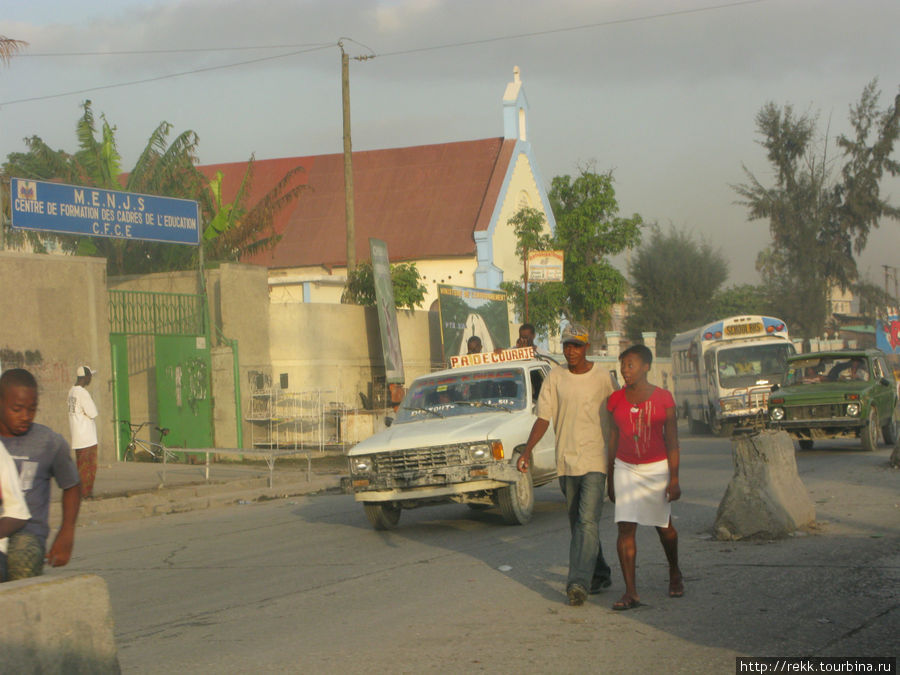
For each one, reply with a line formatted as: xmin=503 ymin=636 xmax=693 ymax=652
xmin=363 ymin=502 xmax=401 ymax=530
xmin=882 ymin=415 xmax=898 ymax=446
xmin=497 ymin=463 xmax=534 ymax=526
xmin=861 ymin=409 xmax=879 ymax=452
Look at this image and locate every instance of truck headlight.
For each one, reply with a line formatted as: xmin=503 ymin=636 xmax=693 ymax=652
xmin=846 ymin=402 xmax=860 ymax=417
xmin=351 ymin=457 xmax=372 ymax=473
xmin=469 ymin=443 xmax=491 ymax=461
xmin=770 ymin=407 xmax=784 ymax=421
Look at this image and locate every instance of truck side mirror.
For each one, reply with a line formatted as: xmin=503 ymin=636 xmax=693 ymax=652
xmin=770 ymin=384 xmax=780 ymax=392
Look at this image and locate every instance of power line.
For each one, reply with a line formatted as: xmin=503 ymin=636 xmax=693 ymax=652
xmin=0 ymin=0 xmax=772 ymax=106
xmin=17 ymin=42 xmax=333 ymax=57
xmin=374 ymin=0 xmax=773 ymax=58
xmin=1 ymin=44 xmax=334 ymax=105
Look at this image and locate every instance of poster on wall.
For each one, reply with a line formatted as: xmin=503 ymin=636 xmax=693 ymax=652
xmin=437 ymin=285 xmax=510 ymax=358
xmin=876 ymin=314 xmax=900 ymax=355
xmin=370 ymin=238 xmax=405 ymax=384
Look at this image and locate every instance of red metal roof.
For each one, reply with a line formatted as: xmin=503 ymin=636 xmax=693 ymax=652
xmin=199 ymin=138 xmax=516 ymax=269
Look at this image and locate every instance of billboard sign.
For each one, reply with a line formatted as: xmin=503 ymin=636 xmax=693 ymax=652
xmin=370 ymin=238 xmax=404 ymax=384
xmin=438 ymin=285 xmax=510 ymax=358
xmin=10 ymin=177 xmax=201 ymax=245
xmin=527 ymin=249 xmax=564 ymax=283
xmin=876 ymin=314 xmax=900 ymax=354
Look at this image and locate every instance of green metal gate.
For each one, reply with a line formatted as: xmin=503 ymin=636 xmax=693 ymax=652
xmin=109 ymin=290 xmax=213 ymax=460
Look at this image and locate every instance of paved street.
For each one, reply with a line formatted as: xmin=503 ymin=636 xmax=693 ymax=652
xmin=62 ymin=432 xmax=898 ymax=674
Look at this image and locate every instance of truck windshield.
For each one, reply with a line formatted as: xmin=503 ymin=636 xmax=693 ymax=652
xmin=715 ymin=342 xmax=795 ymax=389
xmin=395 ymin=369 xmax=527 ymax=423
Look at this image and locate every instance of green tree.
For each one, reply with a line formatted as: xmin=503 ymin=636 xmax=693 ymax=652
xmin=502 ymin=170 xmax=642 ymax=346
xmin=709 ymin=284 xmax=771 ymax=320
xmin=625 ymin=225 xmax=728 ymax=351
xmin=734 ymin=80 xmax=900 ymax=340
xmin=343 ymin=261 xmax=427 ymax=310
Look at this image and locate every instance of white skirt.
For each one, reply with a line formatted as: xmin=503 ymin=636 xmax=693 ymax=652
xmin=614 ymin=457 xmax=671 ymax=527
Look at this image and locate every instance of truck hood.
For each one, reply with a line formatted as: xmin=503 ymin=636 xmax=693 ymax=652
xmin=347 ymin=411 xmax=522 ymax=456
xmin=774 ymin=381 xmax=870 ymax=403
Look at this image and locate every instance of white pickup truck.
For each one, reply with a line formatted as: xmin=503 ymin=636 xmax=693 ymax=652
xmin=347 ymin=351 xmax=559 ymax=529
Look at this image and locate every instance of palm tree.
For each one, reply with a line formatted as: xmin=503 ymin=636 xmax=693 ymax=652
xmin=203 ymin=155 xmax=306 ymax=262
xmin=3 ymin=100 xmax=304 ymax=274
xmin=0 ymin=36 xmax=27 ymax=64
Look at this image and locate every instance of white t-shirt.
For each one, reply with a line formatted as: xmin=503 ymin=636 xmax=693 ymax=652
xmin=67 ymin=385 xmax=99 ymax=450
xmin=536 ymin=363 xmax=615 ymax=477
xmin=1 ymin=439 xmax=31 ymax=555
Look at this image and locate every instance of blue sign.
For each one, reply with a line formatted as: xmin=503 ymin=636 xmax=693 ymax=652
xmin=10 ymin=178 xmax=200 ymax=245
xmin=876 ymin=315 xmax=900 ymax=354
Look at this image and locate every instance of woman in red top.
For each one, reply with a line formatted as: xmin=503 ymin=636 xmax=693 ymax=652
xmin=607 ymin=344 xmax=683 ymax=610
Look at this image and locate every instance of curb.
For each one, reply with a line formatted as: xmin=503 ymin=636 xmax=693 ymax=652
xmin=53 ymin=474 xmax=345 ymax=526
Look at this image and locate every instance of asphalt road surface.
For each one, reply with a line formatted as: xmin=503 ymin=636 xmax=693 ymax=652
xmin=64 ymin=432 xmax=898 ymax=674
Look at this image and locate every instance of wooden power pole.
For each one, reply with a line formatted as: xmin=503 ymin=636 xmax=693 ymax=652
xmin=340 ymin=41 xmax=356 ymax=274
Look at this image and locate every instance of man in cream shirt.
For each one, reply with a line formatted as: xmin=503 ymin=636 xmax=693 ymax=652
xmin=518 ymin=324 xmax=616 ymax=606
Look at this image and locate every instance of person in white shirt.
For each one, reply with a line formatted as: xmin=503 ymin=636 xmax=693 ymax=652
xmin=68 ymin=366 xmax=99 ymax=499
xmin=0 ymin=439 xmax=31 ymax=581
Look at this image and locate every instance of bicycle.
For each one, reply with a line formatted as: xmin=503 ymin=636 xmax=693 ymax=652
xmin=121 ymin=420 xmax=176 ymax=462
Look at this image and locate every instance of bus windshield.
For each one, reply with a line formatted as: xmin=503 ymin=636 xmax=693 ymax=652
xmin=715 ymin=343 xmax=795 ymax=389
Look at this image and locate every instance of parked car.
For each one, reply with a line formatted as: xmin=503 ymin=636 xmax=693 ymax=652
xmin=346 ymin=352 xmax=559 ymax=529
xmin=767 ymin=349 xmax=899 ymax=451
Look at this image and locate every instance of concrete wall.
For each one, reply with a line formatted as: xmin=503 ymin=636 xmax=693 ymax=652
xmin=0 ymin=251 xmax=113 ymax=461
xmin=0 ymin=573 xmax=120 ymax=673
xmin=267 ymin=301 xmax=441 ymax=405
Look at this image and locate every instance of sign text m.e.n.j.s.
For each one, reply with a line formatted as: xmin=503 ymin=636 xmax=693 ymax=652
xmin=10 ymin=178 xmax=200 ymax=245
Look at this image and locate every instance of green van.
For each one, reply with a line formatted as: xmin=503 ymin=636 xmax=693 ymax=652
xmin=768 ymin=350 xmax=899 ymax=451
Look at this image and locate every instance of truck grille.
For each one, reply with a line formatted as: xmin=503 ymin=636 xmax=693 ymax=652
xmin=373 ymin=445 xmax=468 ymax=474
xmin=785 ymin=404 xmax=844 ymax=420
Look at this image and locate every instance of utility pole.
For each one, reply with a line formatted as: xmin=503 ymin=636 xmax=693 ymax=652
xmin=339 ymin=40 xmax=356 ymax=274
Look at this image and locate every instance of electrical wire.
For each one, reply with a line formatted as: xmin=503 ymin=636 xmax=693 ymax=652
xmin=0 ymin=0 xmax=773 ymax=106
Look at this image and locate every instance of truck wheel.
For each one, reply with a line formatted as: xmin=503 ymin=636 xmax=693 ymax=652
xmin=711 ymin=418 xmax=734 ymax=438
xmin=861 ymin=409 xmax=879 ymax=452
xmin=798 ymin=439 xmax=814 ymax=451
xmin=882 ymin=415 xmax=898 ymax=446
xmin=498 ymin=464 xmax=534 ymax=526
xmin=363 ymin=502 xmax=401 ymax=530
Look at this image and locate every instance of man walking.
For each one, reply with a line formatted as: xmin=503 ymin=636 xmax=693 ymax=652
xmin=517 ymin=324 xmax=615 ymax=606
xmin=68 ymin=366 xmax=99 ymax=498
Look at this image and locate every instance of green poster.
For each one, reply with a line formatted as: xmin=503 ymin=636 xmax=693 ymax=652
xmin=370 ymin=238 xmax=404 ymax=383
xmin=437 ymin=285 xmax=510 ymax=358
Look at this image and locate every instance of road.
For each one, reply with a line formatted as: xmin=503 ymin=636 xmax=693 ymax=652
xmin=64 ymin=432 xmax=898 ymax=674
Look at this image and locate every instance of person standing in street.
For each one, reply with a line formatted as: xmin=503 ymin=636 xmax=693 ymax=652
xmin=0 ymin=368 xmax=81 ymax=580
xmin=607 ymin=344 xmax=683 ymax=610
xmin=517 ymin=324 xmax=615 ymax=606
xmin=68 ymin=366 xmax=99 ymax=499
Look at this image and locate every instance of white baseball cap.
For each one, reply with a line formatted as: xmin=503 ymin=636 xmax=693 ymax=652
xmin=76 ymin=365 xmax=96 ymax=377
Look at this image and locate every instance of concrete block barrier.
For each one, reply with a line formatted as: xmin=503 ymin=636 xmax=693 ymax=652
xmin=0 ymin=573 xmax=120 ymax=674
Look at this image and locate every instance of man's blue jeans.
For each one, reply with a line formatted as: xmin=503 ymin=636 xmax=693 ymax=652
xmin=559 ymin=472 xmax=611 ymax=592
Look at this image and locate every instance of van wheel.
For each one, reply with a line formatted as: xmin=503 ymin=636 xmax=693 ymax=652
xmin=861 ymin=409 xmax=879 ymax=452
xmin=498 ymin=462 xmax=534 ymax=525
xmin=363 ymin=502 xmax=401 ymax=530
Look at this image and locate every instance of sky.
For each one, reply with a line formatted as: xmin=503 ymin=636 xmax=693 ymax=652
xmin=1 ymin=0 xmax=899 ymax=288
